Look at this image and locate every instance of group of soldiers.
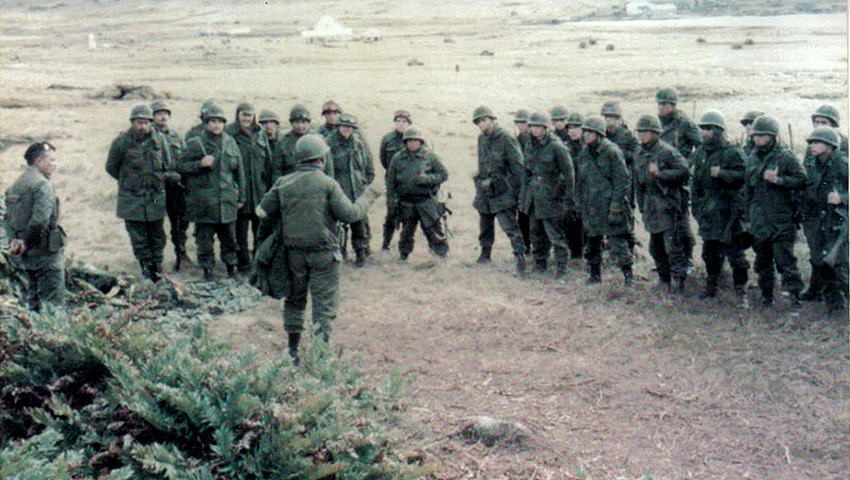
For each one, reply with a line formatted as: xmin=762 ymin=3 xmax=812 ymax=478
xmin=2 ymin=88 xmax=847 ymax=361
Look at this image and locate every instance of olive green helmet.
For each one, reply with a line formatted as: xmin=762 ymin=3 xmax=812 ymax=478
xmin=294 ymin=134 xmax=330 ymax=163
xmin=566 ymin=112 xmax=584 ymax=127
xmin=698 ymin=110 xmax=726 ymax=130
xmin=289 ymin=104 xmax=311 ymax=122
xmin=514 ymin=109 xmax=531 ymax=123
xmin=812 ymin=105 xmax=840 ymax=127
xmin=130 ymin=104 xmax=154 ymax=121
xmin=393 ymin=109 xmax=412 ymax=123
xmin=529 ymin=111 xmax=550 ymax=127
xmin=473 ymin=105 xmax=496 ymax=123
xmin=635 ymin=114 xmax=662 ymax=133
xmin=150 ymin=100 xmax=171 ymax=115
xmin=403 ymin=126 xmax=425 ymax=143
xmin=338 ymin=113 xmax=358 ymax=128
xmin=258 ymin=109 xmax=280 ymax=124
xmin=202 ymin=104 xmax=227 ymax=123
xmin=199 ymin=99 xmax=217 ymax=117
xmin=550 ymin=105 xmax=568 ymax=121
xmin=656 ymin=87 xmax=678 ymax=104
xmin=740 ymin=110 xmax=764 ymax=126
xmin=806 ymin=127 xmax=840 ymax=149
xmin=321 ymin=100 xmax=341 ymax=115
xmin=751 ymin=115 xmax=779 ymax=136
xmin=581 ymin=115 xmax=607 ymax=135
xmin=600 ymin=101 xmax=622 ymax=117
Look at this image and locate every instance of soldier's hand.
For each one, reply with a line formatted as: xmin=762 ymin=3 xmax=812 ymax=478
xmin=200 ymin=155 xmax=216 ymax=168
xmin=710 ymin=166 xmax=721 ymax=177
xmin=368 ymin=183 xmax=386 ymax=197
xmin=828 ymin=190 xmax=841 ymax=205
xmin=648 ymin=162 xmax=660 ymax=177
xmin=9 ymin=239 xmax=26 ymax=257
xmin=763 ymin=168 xmax=779 ymax=184
xmin=414 ymin=173 xmax=431 ymax=185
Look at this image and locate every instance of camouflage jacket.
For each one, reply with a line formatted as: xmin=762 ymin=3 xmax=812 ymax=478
xmin=745 ymin=141 xmax=807 ymax=242
xmin=576 ymin=138 xmax=632 ymax=237
xmin=327 ymin=130 xmax=375 ymax=201
xmin=3 ymin=166 xmax=64 ymax=269
xmin=517 ymin=131 xmax=532 ymax=156
xmin=607 ymin=124 xmax=639 ymax=169
xmin=184 ymin=123 xmax=205 ymax=142
xmin=691 ymin=138 xmax=747 ymax=242
xmin=177 ymin=130 xmax=246 ymax=224
xmin=106 ymin=129 xmax=169 ymax=222
xmin=474 ymin=126 xmax=523 ymax=214
xmin=660 ymin=110 xmax=702 ymax=160
xmin=153 ymin=124 xmax=184 ymax=168
xmin=633 ymin=139 xmax=690 ymax=234
xmin=379 ymin=130 xmax=405 ymax=170
xmin=520 ymin=131 xmax=574 ymax=219
xmin=801 ymin=149 xmax=848 ymax=256
xmin=386 ymin=146 xmax=448 ymax=204
xmin=270 ymin=130 xmax=334 ymax=183
xmin=225 ymin=124 xmax=274 ymax=212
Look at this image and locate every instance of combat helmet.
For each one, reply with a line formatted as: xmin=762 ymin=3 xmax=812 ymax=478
xmin=338 ymin=113 xmax=358 ymax=128
xmin=202 ymin=104 xmax=227 ymax=123
xmin=258 ymin=109 xmax=280 ymax=124
xmin=635 ymin=114 xmax=663 ymax=133
xmin=582 ymin=115 xmax=607 ymax=135
xmin=740 ymin=110 xmax=764 ymax=126
xmin=322 ymin=100 xmax=341 ymax=115
xmin=294 ymin=134 xmax=330 ymax=163
xmin=750 ymin=115 xmax=779 ymax=136
xmin=656 ymin=87 xmax=679 ymax=104
xmin=199 ymin=99 xmax=217 ymax=118
xmin=394 ymin=109 xmax=412 ymax=123
xmin=514 ymin=109 xmax=531 ymax=123
xmin=566 ymin=112 xmax=584 ymax=127
xmin=550 ymin=105 xmax=568 ymax=121
xmin=528 ymin=111 xmax=550 ymax=127
xmin=600 ymin=101 xmax=622 ymax=117
xmin=806 ymin=127 xmax=840 ymax=149
xmin=473 ymin=106 xmax=496 ymax=123
xmin=812 ymin=105 xmax=840 ymax=127
xmin=130 ymin=104 xmax=154 ymax=121
xmin=150 ymin=100 xmax=171 ymax=115
xmin=403 ymin=126 xmax=426 ymax=143
xmin=698 ymin=110 xmax=726 ymax=130
xmin=289 ymin=104 xmax=311 ymax=122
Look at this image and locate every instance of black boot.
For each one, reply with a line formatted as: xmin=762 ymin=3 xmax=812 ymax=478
xmin=515 ymin=254 xmax=526 ymax=276
xmin=287 ymin=332 xmax=301 ymax=365
xmin=148 ymin=263 xmax=161 ymax=283
xmin=588 ymin=263 xmax=602 ymax=284
xmin=477 ymin=247 xmax=492 ymax=264
xmin=203 ymin=267 xmax=215 ymax=282
xmin=534 ymin=260 xmax=547 ymax=273
xmin=174 ymin=255 xmax=182 ymax=272
xmin=226 ymin=264 xmax=238 ymax=279
xmin=700 ymin=275 xmax=719 ymax=299
xmin=554 ymin=261 xmax=567 ymax=280
xmin=675 ymin=277 xmax=686 ymax=294
xmin=761 ymin=288 xmax=774 ymax=308
xmin=623 ymin=266 xmax=633 ymax=286
xmin=355 ymin=248 xmax=368 ymax=268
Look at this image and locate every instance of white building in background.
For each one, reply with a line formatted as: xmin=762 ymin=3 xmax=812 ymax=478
xmin=301 ymin=16 xmax=353 ymax=42
xmin=626 ymin=1 xmax=677 ymax=16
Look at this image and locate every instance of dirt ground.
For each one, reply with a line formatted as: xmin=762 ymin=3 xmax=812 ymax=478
xmin=1 ymin=1 xmax=848 ymax=478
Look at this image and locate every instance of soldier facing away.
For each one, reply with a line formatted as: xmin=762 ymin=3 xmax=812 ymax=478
xmin=3 ymin=142 xmax=66 ymax=311
xmin=471 ymin=106 xmax=527 ymax=274
xmin=256 ymin=133 xmax=382 ymax=364
xmin=379 ymin=109 xmax=412 ymax=251
xmin=106 ymin=105 xmax=172 ymax=282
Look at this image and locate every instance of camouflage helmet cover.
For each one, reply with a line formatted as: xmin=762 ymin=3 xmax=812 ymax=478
xmin=130 ymin=104 xmax=154 ymax=121
xmin=582 ymin=115 xmax=607 ymax=135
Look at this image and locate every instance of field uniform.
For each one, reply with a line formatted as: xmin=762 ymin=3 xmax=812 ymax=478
xmin=379 ymin=129 xmax=406 ymax=250
xmin=328 ymin=124 xmax=375 ymax=263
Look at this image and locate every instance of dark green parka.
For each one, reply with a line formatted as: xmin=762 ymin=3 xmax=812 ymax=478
xmin=633 ymin=139 xmax=690 ymax=234
xmin=327 ymin=130 xmax=375 ymax=201
xmin=105 ymin=129 xmax=169 ymax=222
xmin=802 ymin=149 xmax=848 ymax=258
xmin=576 ymin=138 xmax=632 ymax=237
xmin=660 ymin=110 xmax=702 ymax=160
xmin=379 ymin=130 xmax=406 ymax=170
xmin=607 ymin=124 xmax=640 ymax=169
xmin=386 ymin=146 xmax=448 ymax=227
xmin=520 ymin=131 xmax=574 ymax=219
xmin=271 ymin=130 xmax=334 ymax=183
xmin=3 ymin=167 xmax=64 ymax=269
xmin=177 ymin=130 xmax=246 ymax=224
xmin=690 ymin=138 xmax=747 ymax=242
xmin=225 ymin=123 xmax=273 ymax=213
xmin=474 ymin=126 xmax=524 ymax=215
xmin=745 ymin=140 xmax=807 ymax=242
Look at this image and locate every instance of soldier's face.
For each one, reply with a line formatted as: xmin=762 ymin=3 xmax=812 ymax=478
xmin=700 ymin=126 xmax=718 ymax=142
xmin=637 ymin=130 xmax=656 ymax=144
xmin=153 ymin=111 xmax=170 ymax=126
xmin=582 ymin=130 xmax=599 ymax=144
xmin=568 ymin=125 xmax=582 ymax=140
xmin=394 ymin=118 xmax=410 ymax=133
xmin=808 ymin=141 xmax=830 ymax=156
xmin=323 ymin=108 xmax=341 ymax=125
xmin=475 ymin=117 xmax=494 ymax=133
xmin=514 ymin=121 xmax=528 ymax=133
xmin=657 ymin=102 xmax=675 ymax=117
xmin=553 ymin=119 xmax=567 ymax=131
xmin=339 ymin=126 xmax=354 ymax=138
xmin=530 ymin=125 xmax=546 ymax=138
xmin=261 ymin=121 xmax=279 ymax=137
xmin=603 ymin=115 xmax=620 ymax=129
xmin=292 ymin=120 xmax=310 ymax=134
xmin=812 ymin=116 xmax=833 ymax=128
xmin=35 ymin=149 xmax=58 ymax=178
xmin=238 ymin=111 xmax=255 ymax=130
xmin=752 ymin=134 xmax=773 ymax=146
xmin=405 ymin=139 xmax=422 ymax=152
xmin=205 ymin=118 xmax=225 ymax=135
xmin=131 ymin=118 xmax=152 ymax=135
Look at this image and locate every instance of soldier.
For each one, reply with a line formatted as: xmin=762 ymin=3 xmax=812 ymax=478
xmin=514 ymin=109 xmax=533 ymax=254
xmin=601 ymin=101 xmax=639 ymax=170
xmin=690 ymin=110 xmax=750 ymax=302
xmin=226 ymin=102 xmax=273 ymax=274
xmin=271 ymin=105 xmax=334 ymax=182
xmin=550 ymin=105 xmax=570 ymax=143
xmin=386 ymin=126 xmax=450 ymax=260
xmin=185 ymin=99 xmax=218 ymax=142
xmin=151 ymin=99 xmax=191 ymax=272
xmin=744 ymin=115 xmax=807 ymax=307
xmin=328 ymin=113 xmax=375 ymax=266
xmin=177 ymin=104 xmax=246 ymax=281
xmin=799 ymin=127 xmax=848 ymax=311
xmin=810 ymin=105 xmax=849 ymax=154
xmin=256 ymin=134 xmax=382 ymax=364
xmin=633 ymin=114 xmax=691 ymax=293
xmin=318 ymin=100 xmax=342 ymax=138
xmin=564 ymin=112 xmax=585 ymax=260
xmin=739 ymin=110 xmax=764 ymax=157
xmin=106 ymin=105 xmax=172 ymax=282
xmin=472 ymin=106 xmax=526 ymax=273
xmin=259 ymin=109 xmax=282 ymax=151
xmin=575 ymin=115 xmax=633 ymax=284
xmin=3 ymin=142 xmax=66 ymax=311
xmin=519 ymin=111 xmax=574 ymax=278
xmin=379 ymin=109 xmax=411 ymax=251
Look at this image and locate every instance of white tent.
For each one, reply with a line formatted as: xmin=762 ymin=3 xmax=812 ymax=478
xmin=301 ymin=16 xmax=353 ymax=41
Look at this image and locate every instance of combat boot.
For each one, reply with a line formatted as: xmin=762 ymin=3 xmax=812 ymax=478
xmin=515 ymin=254 xmax=526 ymax=276
xmin=477 ymin=246 xmax=492 ymax=264
xmin=287 ymin=332 xmax=301 ymax=366
xmin=622 ymin=266 xmax=634 ymax=286
xmin=203 ymin=268 xmax=215 ymax=282
xmin=174 ymin=252 xmax=193 ymax=272
xmin=588 ymin=264 xmax=602 ymax=284
xmin=534 ymin=259 xmax=547 ymax=273
xmin=700 ymin=275 xmax=719 ymax=299
xmin=789 ymin=291 xmax=802 ymax=309
xmin=238 ymin=262 xmax=251 ymax=275
xmin=148 ymin=263 xmax=161 ymax=283
xmin=554 ymin=261 xmax=567 ymax=280
xmin=761 ymin=289 xmax=774 ymax=308
xmin=675 ymin=277 xmax=686 ymax=294
xmin=226 ymin=264 xmax=238 ymax=279
xmin=354 ymin=249 xmax=368 ymax=268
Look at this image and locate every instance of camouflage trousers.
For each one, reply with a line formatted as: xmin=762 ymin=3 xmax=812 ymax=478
xmin=125 ymin=219 xmax=166 ymax=274
xmin=586 ymin=234 xmax=632 ymax=269
xmin=649 ymin=222 xmax=690 ymax=282
xmin=195 ymin=222 xmax=238 ymax=269
xmin=701 ymin=239 xmax=749 ymax=284
xmin=479 ymin=208 xmax=525 ymax=257
xmin=753 ymin=237 xmax=804 ymax=296
xmin=23 ymin=260 xmax=65 ymax=312
xmin=398 ymin=202 xmax=449 ymax=258
xmin=341 ymin=218 xmax=371 ymax=255
xmin=531 ymin=217 xmax=568 ymax=264
xmin=283 ymin=249 xmax=340 ymax=337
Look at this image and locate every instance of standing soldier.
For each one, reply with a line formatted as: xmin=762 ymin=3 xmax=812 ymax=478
xmin=550 ymin=105 xmax=570 ymax=143
xmin=564 ymin=112 xmax=585 ymax=260
xmin=471 ymin=106 xmax=527 ymax=273
xmin=575 ymin=115 xmax=633 ymax=284
xmin=226 ymin=102 xmax=273 ymax=274
xmin=690 ymin=110 xmax=750 ymax=302
xmin=256 ymin=134 xmax=382 ymax=364
xmin=185 ymin=99 xmax=218 ymax=142
xmin=379 ymin=109 xmax=411 ymax=251
xmin=799 ymin=127 xmax=848 ymax=311
xmin=318 ymin=100 xmax=342 ymax=138
xmin=520 ymin=111 xmax=575 ymax=278
xmin=602 ymin=101 xmax=639 ymax=170
xmin=744 ymin=115 xmax=807 ymax=307
xmin=106 ymin=105 xmax=171 ymax=282
xmin=633 ymin=114 xmax=691 ymax=292
xmin=739 ymin=110 xmax=764 ymax=157
xmin=151 ymin=99 xmax=191 ymax=272
xmin=513 ymin=109 xmax=533 ymax=254
xmin=177 ymin=104 xmax=246 ymax=281
xmin=810 ymin=105 xmax=849 ymax=154
xmin=271 ymin=105 xmax=334 ymax=182
xmin=386 ymin=126 xmax=450 ymax=260
xmin=4 ymin=142 xmax=66 ymax=311
xmin=328 ymin=113 xmax=375 ymax=266
xmin=259 ymin=109 xmax=282 ymax=152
